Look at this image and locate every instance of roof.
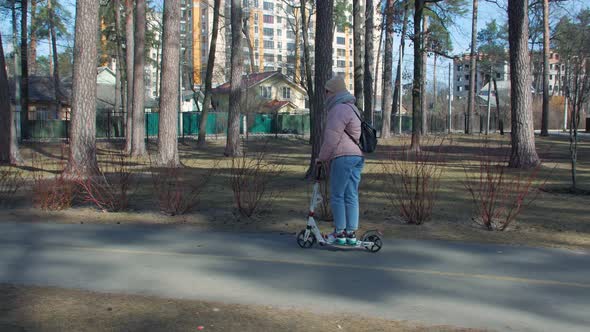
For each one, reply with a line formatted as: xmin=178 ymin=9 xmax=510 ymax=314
xmin=9 ymin=76 xmax=72 ymax=105
xmin=212 ymin=71 xmax=288 ymax=94
xmin=263 ymin=100 xmax=296 ymax=112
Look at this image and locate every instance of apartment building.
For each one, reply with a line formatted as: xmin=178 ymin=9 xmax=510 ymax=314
xmin=186 ymin=0 xmax=381 ymax=96
xmin=531 ymin=51 xmax=565 ymax=96
xmin=453 ymin=53 xmax=510 ymax=99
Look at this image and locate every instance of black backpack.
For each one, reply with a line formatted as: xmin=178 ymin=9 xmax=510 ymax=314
xmin=344 ymin=105 xmax=378 ymax=153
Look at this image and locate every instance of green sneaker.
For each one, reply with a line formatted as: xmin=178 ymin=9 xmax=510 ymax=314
xmin=346 ymin=231 xmax=357 ymax=245
xmin=325 ymin=231 xmax=346 ymax=245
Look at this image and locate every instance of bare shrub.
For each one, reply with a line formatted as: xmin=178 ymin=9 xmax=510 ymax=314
xmin=0 ymin=166 xmax=24 ymax=206
xmin=150 ymin=158 xmax=218 ymax=216
xmin=31 ymin=146 xmax=76 ymax=211
xmin=229 ymin=147 xmax=284 ymax=218
xmin=463 ymin=140 xmax=547 ymax=231
xmin=381 ymin=137 xmax=447 ymax=224
xmin=75 ymin=152 xmax=135 ymax=212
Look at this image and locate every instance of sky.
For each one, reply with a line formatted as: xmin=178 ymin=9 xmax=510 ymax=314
xmin=1 ymin=0 xmax=587 ymax=90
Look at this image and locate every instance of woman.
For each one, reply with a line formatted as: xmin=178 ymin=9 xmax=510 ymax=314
xmin=316 ymin=76 xmax=364 ymax=245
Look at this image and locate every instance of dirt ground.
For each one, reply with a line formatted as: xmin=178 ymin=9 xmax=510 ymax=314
xmin=0 ymin=284 xmax=487 ymax=332
xmin=1 ymin=134 xmax=589 ymax=250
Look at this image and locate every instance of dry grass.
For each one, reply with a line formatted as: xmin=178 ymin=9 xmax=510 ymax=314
xmin=0 ymin=284 xmax=487 ymax=332
xmin=0 ymin=134 xmax=589 ymax=250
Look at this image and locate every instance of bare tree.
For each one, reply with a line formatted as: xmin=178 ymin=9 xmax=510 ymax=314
xmin=157 ymin=0 xmax=181 ymax=166
xmin=21 ymin=0 xmax=28 ymax=136
xmin=540 ymin=0 xmax=550 ymax=136
xmin=421 ymin=15 xmax=428 ymax=134
xmin=507 ymin=0 xmax=540 ymax=168
xmin=392 ymin=1 xmax=409 ymax=125
xmin=411 ymin=0 xmax=426 ymax=151
xmin=301 ymin=0 xmax=314 ymax=99
xmin=224 ymin=0 xmax=244 ymax=157
xmin=124 ymin=0 xmax=134 ymax=153
xmin=131 ymin=0 xmax=147 ymax=157
xmin=380 ymin=0 xmax=394 ymax=139
xmin=308 ymin=0 xmax=334 ymax=176
xmin=0 ymin=33 xmax=22 ymax=165
xmin=29 ymin=0 xmax=38 ymax=75
xmin=353 ymin=0 xmax=364 ymax=113
xmin=65 ymin=0 xmax=100 ymax=177
xmin=48 ymin=0 xmax=60 ymax=107
xmin=466 ymin=0 xmax=478 ymax=134
xmin=197 ymin=0 xmax=221 ymax=147
xmin=363 ymin=0 xmax=374 ymax=124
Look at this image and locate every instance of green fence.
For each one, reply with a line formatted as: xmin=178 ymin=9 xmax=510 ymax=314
xmin=24 ymin=111 xmax=311 ymax=140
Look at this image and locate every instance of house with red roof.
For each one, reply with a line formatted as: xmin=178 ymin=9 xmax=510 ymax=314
xmin=211 ymin=71 xmax=308 ymax=115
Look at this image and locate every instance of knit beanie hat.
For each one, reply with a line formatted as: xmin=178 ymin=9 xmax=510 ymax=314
xmin=325 ymin=76 xmax=347 ymax=93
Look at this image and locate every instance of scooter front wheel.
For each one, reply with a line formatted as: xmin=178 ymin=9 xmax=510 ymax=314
xmin=297 ymin=230 xmax=316 ymax=248
xmin=361 ymin=231 xmax=383 ymax=253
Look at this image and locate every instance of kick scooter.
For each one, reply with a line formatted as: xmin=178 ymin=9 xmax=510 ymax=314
xmin=296 ymin=165 xmax=383 ymax=253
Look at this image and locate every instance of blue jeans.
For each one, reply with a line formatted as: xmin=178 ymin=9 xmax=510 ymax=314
xmin=330 ymin=156 xmax=364 ymax=232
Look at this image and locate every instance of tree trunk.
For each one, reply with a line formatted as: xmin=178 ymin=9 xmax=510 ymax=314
xmin=540 ymin=0 xmax=550 ymax=136
xmin=131 ymin=0 xmax=147 ymax=157
xmin=10 ymin=0 xmax=22 ymax=142
xmin=421 ymin=15 xmax=428 ymax=134
xmin=507 ymin=0 xmax=540 ymax=168
xmin=197 ymin=0 xmax=221 ymax=147
xmin=21 ymin=0 xmax=29 ymax=137
xmin=48 ymin=0 xmax=60 ymax=106
xmin=363 ymin=0 xmax=374 ymax=124
xmin=114 ymin=0 xmax=124 ymax=129
xmin=301 ymin=0 xmax=313 ymax=97
xmin=466 ymin=0 xmax=478 ymax=134
xmin=433 ymin=53 xmax=437 ymax=115
xmin=380 ymin=0 xmax=394 ymax=139
xmin=0 ymin=33 xmax=22 ymax=165
xmin=493 ymin=78 xmax=503 ymax=135
xmin=410 ymin=0 xmax=424 ymax=152
xmin=157 ymin=0 xmax=181 ymax=166
xmin=48 ymin=34 xmax=53 ymax=76
xmin=224 ymin=0 xmax=244 ymax=157
xmin=353 ymin=0 xmax=364 ymax=113
xmin=392 ymin=2 xmax=408 ymax=124
xmin=29 ymin=0 xmax=38 ymax=75
xmin=374 ymin=7 xmax=385 ymax=114
xmin=307 ymin=0 xmax=334 ymax=176
xmin=242 ymin=17 xmax=256 ymax=74
xmin=125 ymin=0 xmax=134 ymax=153
xmin=65 ymin=0 xmax=100 ymax=177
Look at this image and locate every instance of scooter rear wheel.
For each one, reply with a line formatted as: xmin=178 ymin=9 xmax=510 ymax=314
xmin=297 ymin=230 xmax=316 ymax=248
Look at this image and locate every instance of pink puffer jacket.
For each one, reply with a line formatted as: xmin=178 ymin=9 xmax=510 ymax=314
xmin=317 ymin=102 xmax=363 ymax=162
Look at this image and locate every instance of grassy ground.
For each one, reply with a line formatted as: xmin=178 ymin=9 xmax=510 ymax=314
xmin=1 ymin=133 xmax=589 ymax=250
xmin=0 ymin=284 xmax=487 ymax=332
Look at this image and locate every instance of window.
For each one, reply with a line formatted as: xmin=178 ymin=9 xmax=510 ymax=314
xmin=457 ymin=86 xmax=462 ymax=92
xmin=465 ymin=85 xmax=470 ymax=90
xmin=556 ymin=54 xmax=560 ymax=60
xmin=337 ymin=25 xmax=345 ymax=33
xmin=337 ymin=49 xmax=346 ymax=57
xmin=255 ymin=26 xmax=259 ymax=33
xmin=260 ymin=86 xmax=272 ymax=99
xmin=337 ymin=60 xmax=346 ymax=68
xmin=254 ymin=0 xmax=259 ymax=7
xmin=287 ymin=30 xmax=295 ymax=39
xmin=277 ymin=29 xmax=282 ymax=36
xmin=254 ymin=39 xmax=259 ymax=48
xmin=287 ymin=43 xmax=295 ymax=51
xmin=282 ymin=87 xmax=291 ymax=99
xmin=263 ymin=15 xmax=274 ymax=23
xmin=457 ymin=65 xmax=463 ymax=71
xmin=277 ymin=41 xmax=282 ymax=49
xmin=549 ymin=75 xmax=553 ymax=80
xmin=550 ymin=64 xmax=553 ymax=70
xmin=465 ymin=75 xmax=469 ymax=80
xmin=549 ymin=85 xmax=553 ymax=91
xmin=264 ymin=54 xmax=274 ymax=63
xmin=263 ymin=1 xmax=273 ymax=10
xmin=277 ymin=54 xmax=282 ymax=62
xmin=496 ymin=73 xmax=502 ymax=79
xmin=254 ymin=13 xmax=258 ymax=20
xmin=337 ymin=37 xmax=345 ymax=45
xmin=264 ymin=40 xmax=274 ymax=48
xmin=457 ymin=76 xmax=462 ymax=82
xmin=465 ymin=64 xmax=470 ymax=69
xmin=277 ymin=16 xmax=282 ymax=24
xmin=263 ymin=28 xmax=274 ymax=36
